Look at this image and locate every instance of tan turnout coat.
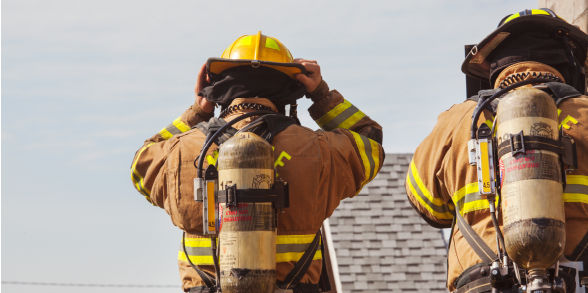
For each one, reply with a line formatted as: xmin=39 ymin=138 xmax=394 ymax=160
xmin=405 ymin=63 xmax=588 ymax=291
xmin=131 ymin=81 xmax=384 ymax=291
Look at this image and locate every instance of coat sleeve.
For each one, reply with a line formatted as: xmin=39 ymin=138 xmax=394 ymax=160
xmin=404 ymin=105 xmax=459 ymax=228
xmin=306 ymin=81 xmax=385 ymax=215
xmin=130 ymin=103 xmax=213 ymax=204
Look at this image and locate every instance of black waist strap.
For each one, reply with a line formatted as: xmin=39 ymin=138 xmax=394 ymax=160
xmin=454 ymin=276 xmax=494 ymax=293
xmin=190 ymin=283 xmax=320 ymax=293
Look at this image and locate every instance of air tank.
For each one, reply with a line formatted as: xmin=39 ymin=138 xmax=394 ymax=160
xmin=496 ymin=87 xmax=565 ymax=271
xmin=217 ymin=132 xmax=276 ymax=293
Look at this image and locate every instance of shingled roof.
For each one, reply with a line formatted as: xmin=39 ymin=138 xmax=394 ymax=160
xmin=328 ymin=154 xmax=448 ymax=292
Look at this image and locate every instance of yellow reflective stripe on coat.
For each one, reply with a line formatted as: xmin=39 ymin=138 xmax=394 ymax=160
xmin=178 ymin=234 xmax=322 ymax=265
xmin=130 ymin=142 xmax=155 ymax=201
xmin=178 ymin=237 xmax=214 ymax=265
xmin=452 ymin=182 xmax=499 ymax=215
xmin=276 ymin=234 xmax=322 ymax=263
xmin=316 ymin=100 xmax=366 ymax=131
xmin=158 ymin=117 xmax=191 ymax=140
xmin=350 ymin=131 xmax=381 ymax=187
xmin=564 ymin=175 xmax=588 ymax=204
xmin=406 ymin=160 xmax=454 ymax=220
xmin=178 ymin=251 xmax=214 ymax=265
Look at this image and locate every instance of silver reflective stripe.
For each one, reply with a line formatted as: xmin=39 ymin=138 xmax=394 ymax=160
xmin=565 ymin=184 xmax=588 ymax=195
xmin=165 ymin=124 xmax=183 ymax=136
xmin=321 ymin=104 xmax=360 ymax=130
xmin=184 ymin=246 xmax=212 ymax=256
xmin=276 ymin=243 xmax=309 ymax=254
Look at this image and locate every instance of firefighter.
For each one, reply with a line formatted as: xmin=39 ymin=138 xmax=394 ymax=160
xmin=405 ymin=9 xmax=588 ymax=292
xmin=130 ymin=32 xmax=384 ymax=292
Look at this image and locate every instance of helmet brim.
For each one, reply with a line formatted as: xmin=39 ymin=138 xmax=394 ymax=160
xmin=206 ymin=58 xmax=307 ymax=79
xmin=462 ymin=15 xmax=588 ymax=80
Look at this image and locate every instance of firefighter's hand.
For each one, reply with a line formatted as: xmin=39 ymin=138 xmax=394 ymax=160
xmin=195 ymin=64 xmax=215 ymax=114
xmin=294 ymin=59 xmax=322 ymax=93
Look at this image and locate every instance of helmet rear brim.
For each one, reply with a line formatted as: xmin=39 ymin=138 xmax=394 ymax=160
xmin=206 ymin=58 xmax=306 ymax=79
xmin=462 ymin=15 xmax=588 ymax=80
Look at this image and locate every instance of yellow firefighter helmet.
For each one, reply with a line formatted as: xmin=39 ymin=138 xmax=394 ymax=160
xmin=206 ymin=31 xmax=305 ymax=79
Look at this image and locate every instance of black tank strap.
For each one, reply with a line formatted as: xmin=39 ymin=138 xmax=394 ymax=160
xmin=496 ymin=133 xmax=562 ymax=158
xmin=455 ymin=210 xmax=497 ymax=264
xmin=496 ymin=130 xmax=577 ymax=172
xmin=277 ymin=231 xmax=322 ymax=290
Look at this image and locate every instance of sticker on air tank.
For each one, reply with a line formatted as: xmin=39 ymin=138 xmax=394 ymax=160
xmin=219 ymin=203 xmax=275 ymax=232
xmin=498 ymin=150 xmax=561 ymax=186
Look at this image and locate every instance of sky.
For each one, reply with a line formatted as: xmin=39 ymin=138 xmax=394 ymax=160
xmin=2 ymin=0 xmax=538 ymax=292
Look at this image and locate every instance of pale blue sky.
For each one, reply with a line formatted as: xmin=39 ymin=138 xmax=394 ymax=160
xmin=2 ymin=1 xmax=537 ymax=292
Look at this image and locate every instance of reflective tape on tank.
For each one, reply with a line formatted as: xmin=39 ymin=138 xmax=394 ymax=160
xmin=315 ymin=100 xmax=366 ymax=131
xmin=158 ymin=117 xmax=191 ymax=140
xmin=406 ymin=161 xmax=454 ymax=220
xmin=564 ymin=175 xmax=588 ymax=204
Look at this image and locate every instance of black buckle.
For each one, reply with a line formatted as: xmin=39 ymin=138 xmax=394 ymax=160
xmin=220 ymin=181 xmax=289 ymax=209
xmin=225 ymin=184 xmax=238 ymax=208
xmin=510 ymin=131 xmax=526 ymax=156
xmin=560 ymin=129 xmax=577 ymax=170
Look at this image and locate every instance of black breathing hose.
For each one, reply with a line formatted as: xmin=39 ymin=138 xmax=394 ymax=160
xmin=196 ymin=110 xmax=276 ymax=179
xmin=469 ymin=78 xmax=556 ymax=139
xmin=182 ymin=232 xmax=216 ymax=288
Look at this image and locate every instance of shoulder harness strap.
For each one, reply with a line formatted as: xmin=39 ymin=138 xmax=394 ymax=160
xmin=455 ymin=210 xmax=497 ymax=264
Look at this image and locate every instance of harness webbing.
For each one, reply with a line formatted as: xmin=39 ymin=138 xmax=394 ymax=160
xmin=455 ymin=210 xmax=497 ymax=264
xmin=277 ymin=231 xmax=322 ymax=290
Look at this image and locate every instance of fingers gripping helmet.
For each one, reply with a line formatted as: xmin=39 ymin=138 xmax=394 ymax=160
xmin=206 ymin=31 xmax=305 ymax=79
xmin=462 ymin=8 xmax=588 ymax=92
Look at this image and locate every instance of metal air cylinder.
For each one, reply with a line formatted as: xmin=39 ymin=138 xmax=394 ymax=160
xmin=217 ymin=132 xmax=276 ymax=293
xmin=496 ymin=87 xmax=565 ymax=270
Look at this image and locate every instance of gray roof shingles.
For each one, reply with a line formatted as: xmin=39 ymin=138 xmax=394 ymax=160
xmin=329 ymin=154 xmax=448 ymax=292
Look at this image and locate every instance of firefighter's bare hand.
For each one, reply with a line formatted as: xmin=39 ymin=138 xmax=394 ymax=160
xmin=294 ymin=59 xmax=322 ymax=93
xmin=195 ymin=64 xmax=215 ymax=114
